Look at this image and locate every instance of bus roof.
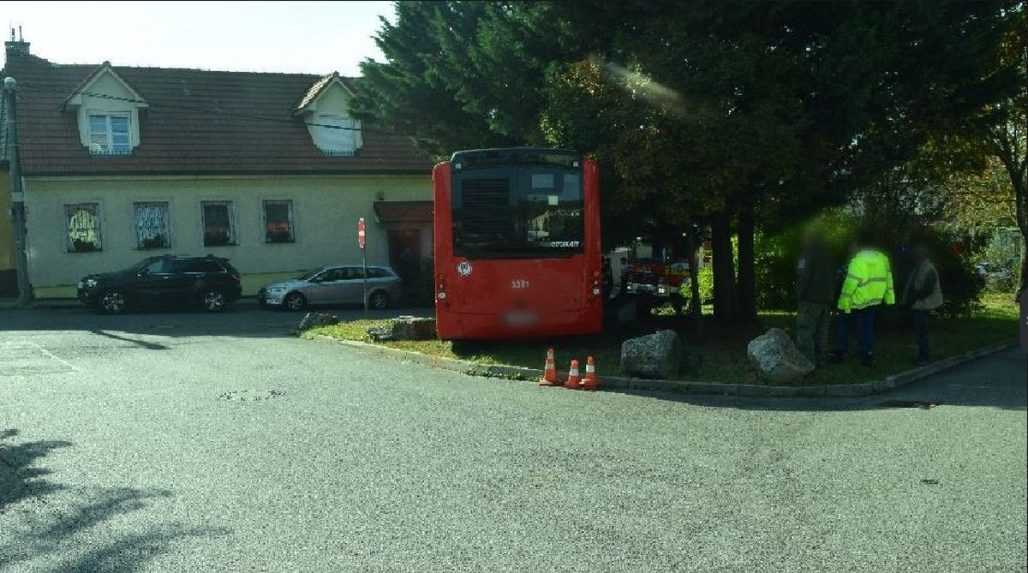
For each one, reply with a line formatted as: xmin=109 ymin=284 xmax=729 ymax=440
xmin=450 ymin=147 xmax=581 ymax=169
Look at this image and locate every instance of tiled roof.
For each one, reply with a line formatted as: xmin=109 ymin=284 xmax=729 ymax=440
xmin=373 ymin=200 xmax=433 ymax=224
xmin=2 ymin=52 xmax=432 ymax=176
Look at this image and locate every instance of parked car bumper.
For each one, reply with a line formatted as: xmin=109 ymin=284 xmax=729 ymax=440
xmin=77 ymin=281 xmax=102 ymax=306
xmin=257 ymin=287 xmax=287 ymax=307
xmin=77 ymin=289 xmax=101 ymax=306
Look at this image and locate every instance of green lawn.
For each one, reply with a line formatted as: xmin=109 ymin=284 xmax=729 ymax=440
xmin=306 ymin=293 xmax=1019 ymax=386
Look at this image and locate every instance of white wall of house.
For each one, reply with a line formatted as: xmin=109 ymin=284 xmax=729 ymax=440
xmin=23 ymin=174 xmax=431 ymax=297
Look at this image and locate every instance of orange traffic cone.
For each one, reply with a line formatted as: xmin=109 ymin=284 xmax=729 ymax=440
xmin=564 ymin=359 xmax=581 ymax=389
xmin=581 ymin=356 xmax=599 ymax=391
xmin=539 ymin=348 xmax=559 ymax=386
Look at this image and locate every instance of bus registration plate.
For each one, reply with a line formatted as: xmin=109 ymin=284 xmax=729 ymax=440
xmin=504 ymin=310 xmax=538 ymax=327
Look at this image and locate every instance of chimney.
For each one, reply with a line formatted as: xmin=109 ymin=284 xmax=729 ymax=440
xmin=5 ymin=27 xmax=30 ymax=57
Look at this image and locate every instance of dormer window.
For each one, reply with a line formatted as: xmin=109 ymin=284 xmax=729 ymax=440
xmin=297 ymin=73 xmax=363 ymax=157
xmin=313 ymin=113 xmax=361 ymax=156
xmin=62 ymin=62 xmax=147 ymax=157
xmin=88 ymin=112 xmax=132 ymax=155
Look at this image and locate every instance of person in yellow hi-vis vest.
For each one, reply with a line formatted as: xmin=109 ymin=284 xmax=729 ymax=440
xmin=831 ymin=237 xmax=895 ymax=367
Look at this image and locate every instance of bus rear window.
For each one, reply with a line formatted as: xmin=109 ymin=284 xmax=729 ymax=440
xmin=453 ymin=167 xmax=583 ymax=258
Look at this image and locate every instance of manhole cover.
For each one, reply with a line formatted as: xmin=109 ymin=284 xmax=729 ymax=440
xmin=218 ymin=389 xmax=286 ymax=402
xmin=877 ymin=400 xmax=940 ymax=409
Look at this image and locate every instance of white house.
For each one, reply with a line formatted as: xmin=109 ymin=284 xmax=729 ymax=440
xmin=2 ymin=37 xmax=434 ymax=299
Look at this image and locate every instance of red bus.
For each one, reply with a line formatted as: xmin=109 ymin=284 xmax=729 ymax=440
xmin=433 ymin=148 xmax=603 ymax=340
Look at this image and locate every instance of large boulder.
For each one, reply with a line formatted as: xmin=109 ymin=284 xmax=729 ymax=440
xmin=746 ymin=328 xmax=814 ymax=384
xmin=620 ymin=329 xmax=683 ymax=379
xmin=390 ymin=316 xmax=437 ymax=341
xmin=297 ymin=312 xmax=339 ymax=332
xmin=368 ymin=316 xmax=438 ymax=342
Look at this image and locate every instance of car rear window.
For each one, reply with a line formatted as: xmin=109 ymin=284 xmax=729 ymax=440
xmin=368 ymin=268 xmax=392 ymax=278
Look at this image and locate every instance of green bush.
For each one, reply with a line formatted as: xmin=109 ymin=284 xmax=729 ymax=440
xmin=680 ymin=265 xmax=715 ymax=304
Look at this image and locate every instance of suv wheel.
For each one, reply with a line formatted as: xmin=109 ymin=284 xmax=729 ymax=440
xmin=201 ymin=289 xmax=227 ymax=313
xmin=284 ymin=292 xmax=307 ymax=312
xmin=369 ymin=291 xmax=390 ymax=310
xmin=100 ymin=289 xmax=128 ymax=314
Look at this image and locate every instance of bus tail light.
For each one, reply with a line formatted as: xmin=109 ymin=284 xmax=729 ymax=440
xmin=436 ymin=274 xmax=448 ymax=304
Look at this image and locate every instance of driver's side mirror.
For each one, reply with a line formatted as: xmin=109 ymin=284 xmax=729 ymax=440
xmin=137 ymin=268 xmax=150 ymax=278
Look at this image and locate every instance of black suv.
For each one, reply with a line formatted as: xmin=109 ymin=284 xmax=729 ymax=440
xmin=78 ymin=255 xmax=242 ymax=314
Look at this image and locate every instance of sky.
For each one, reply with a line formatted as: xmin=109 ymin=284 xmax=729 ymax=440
xmin=0 ymin=1 xmax=395 ymax=75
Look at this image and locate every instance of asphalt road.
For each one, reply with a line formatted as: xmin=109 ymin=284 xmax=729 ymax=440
xmin=1 ymin=307 xmax=1025 ymax=572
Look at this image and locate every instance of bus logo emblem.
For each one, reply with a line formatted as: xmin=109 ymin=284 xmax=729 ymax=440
xmin=457 ymin=261 xmax=472 ymax=277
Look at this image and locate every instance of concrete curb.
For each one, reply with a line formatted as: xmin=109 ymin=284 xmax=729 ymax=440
xmin=308 ymin=335 xmax=1015 ymax=399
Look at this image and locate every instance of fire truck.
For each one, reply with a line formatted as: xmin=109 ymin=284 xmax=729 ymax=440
xmin=613 ymin=239 xmax=706 ymax=315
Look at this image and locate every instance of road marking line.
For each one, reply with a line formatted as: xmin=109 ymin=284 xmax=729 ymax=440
xmin=0 ymin=339 xmax=80 ymax=373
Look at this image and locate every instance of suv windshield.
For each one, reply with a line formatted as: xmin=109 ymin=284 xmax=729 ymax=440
xmin=453 ymin=162 xmax=583 ymax=258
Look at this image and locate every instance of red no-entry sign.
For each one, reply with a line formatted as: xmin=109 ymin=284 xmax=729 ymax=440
xmin=357 ymin=217 xmax=366 ymax=249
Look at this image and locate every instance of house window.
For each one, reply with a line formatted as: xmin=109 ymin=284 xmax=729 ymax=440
xmin=133 ymin=202 xmax=171 ymax=249
xmin=263 ymin=200 xmax=294 ymax=243
xmin=313 ymin=114 xmax=361 ymax=156
xmin=65 ymin=203 xmax=102 ymax=253
xmin=88 ymin=113 xmax=132 ymax=155
xmin=202 ymin=201 xmax=236 ymax=246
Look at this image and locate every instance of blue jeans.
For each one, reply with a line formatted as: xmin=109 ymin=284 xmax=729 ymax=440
xmin=836 ymin=307 xmax=876 ymax=359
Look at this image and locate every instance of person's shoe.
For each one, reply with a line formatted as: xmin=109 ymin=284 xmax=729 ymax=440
xmin=916 ymin=355 xmax=931 ymax=367
xmin=860 ymin=354 xmax=874 ymax=368
xmin=828 ymin=352 xmax=846 ymax=364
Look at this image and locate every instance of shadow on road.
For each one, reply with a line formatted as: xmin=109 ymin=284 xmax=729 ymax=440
xmin=618 ymin=349 xmax=1027 ymax=412
xmin=0 ymin=304 xmax=429 ymax=342
xmin=0 ymin=428 xmax=229 ymax=571
xmin=0 ymin=428 xmax=71 ymax=513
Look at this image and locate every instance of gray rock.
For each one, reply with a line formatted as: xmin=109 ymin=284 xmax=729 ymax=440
xmin=297 ymin=311 xmax=339 ymax=332
xmin=620 ymin=329 xmax=683 ymax=379
xmin=388 ymin=316 xmax=437 ymax=341
xmin=746 ymin=328 xmax=814 ymax=384
xmin=366 ymin=326 xmax=393 ymax=342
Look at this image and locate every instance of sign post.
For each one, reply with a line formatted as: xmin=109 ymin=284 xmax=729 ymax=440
xmin=358 ymin=217 xmax=368 ymax=316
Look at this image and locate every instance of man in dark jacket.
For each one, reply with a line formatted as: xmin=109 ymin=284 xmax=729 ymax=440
xmin=795 ymin=230 xmax=836 ymax=366
xmin=902 ymin=245 xmax=943 ymax=365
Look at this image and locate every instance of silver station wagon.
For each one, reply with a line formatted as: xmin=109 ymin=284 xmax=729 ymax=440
xmin=258 ymin=265 xmax=403 ymax=311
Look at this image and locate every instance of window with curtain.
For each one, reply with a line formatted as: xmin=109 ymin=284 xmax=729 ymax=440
xmin=65 ymin=203 xmax=102 ymax=253
xmin=134 ymin=202 xmax=171 ymax=249
xmin=313 ymin=114 xmax=361 ymax=156
xmin=202 ymin=201 xmax=236 ymax=246
xmin=263 ymin=200 xmax=294 ymax=243
xmin=88 ymin=113 xmax=131 ymax=155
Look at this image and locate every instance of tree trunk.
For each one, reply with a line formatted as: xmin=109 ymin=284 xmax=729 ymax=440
xmin=1006 ymin=156 xmax=1026 ymax=292
xmin=686 ymin=225 xmax=704 ymax=336
xmin=711 ymin=211 xmax=736 ymax=321
xmin=687 ymin=230 xmax=702 ymax=318
xmin=737 ymin=205 xmax=757 ymax=321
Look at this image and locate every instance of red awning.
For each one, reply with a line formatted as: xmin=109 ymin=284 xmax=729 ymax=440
xmin=373 ymin=201 xmax=433 ymax=224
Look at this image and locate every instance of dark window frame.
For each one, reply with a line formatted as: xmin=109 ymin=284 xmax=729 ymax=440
xmin=263 ymin=200 xmax=295 ymax=244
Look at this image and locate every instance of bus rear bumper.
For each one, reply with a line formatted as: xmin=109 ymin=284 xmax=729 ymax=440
xmin=435 ymin=308 xmax=603 ymax=340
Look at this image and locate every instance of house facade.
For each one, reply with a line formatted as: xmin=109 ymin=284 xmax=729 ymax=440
xmin=1 ymin=38 xmax=434 ymax=299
